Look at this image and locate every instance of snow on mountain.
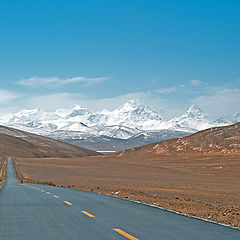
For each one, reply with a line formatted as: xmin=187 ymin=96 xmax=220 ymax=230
xmin=168 ymin=104 xmax=215 ymax=132
xmin=233 ymin=112 xmax=240 ymax=122
xmin=95 ymin=125 xmax=141 ymax=139
xmin=215 ymin=112 xmax=240 ymax=125
xmin=0 ymin=100 xmax=238 ymax=148
xmin=97 ymin=100 xmax=165 ymax=130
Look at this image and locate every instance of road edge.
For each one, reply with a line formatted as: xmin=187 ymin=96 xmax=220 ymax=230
xmin=0 ymin=158 xmax=7 ymax=190
xmin=29 ymin=182 xmax=240 ymax=232
xmin=93 ymin=191 xmax=240 ymax=231
xmin=0 ymin=182 xmax=5 ymax=190
xmin=13 ymin=158 xmax=240 ymax=231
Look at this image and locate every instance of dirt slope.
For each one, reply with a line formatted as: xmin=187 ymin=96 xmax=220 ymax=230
xmin=118 ymin=122 xmax=240 ymax=157
xmin=0 ymin=125 xmax=99 ymax=158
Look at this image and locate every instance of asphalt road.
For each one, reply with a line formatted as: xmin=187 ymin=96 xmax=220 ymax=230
xmin=0 ymin=158 xmax=239 ymax=240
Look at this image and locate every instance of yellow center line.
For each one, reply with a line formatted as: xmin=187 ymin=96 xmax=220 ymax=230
xmin=113 ymin=229 xmax=139 ymax=240
xmin=41 ymin=190 xmax=45 ymax=192
xmin=53 ymin=195 xmax=59 ymax=198
xmin=46 ymin=192 xmax=51 ymax=194
xmin=64 ymin=201 xmax=72 ymax=206
xmin=81 ymin=211 xmax=95 ymax=218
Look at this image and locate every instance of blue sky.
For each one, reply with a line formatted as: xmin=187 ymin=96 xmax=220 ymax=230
xmin=0 ymin=0 xmax=239 ymax=118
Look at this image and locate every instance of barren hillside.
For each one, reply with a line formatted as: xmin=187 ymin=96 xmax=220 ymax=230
xmin=119 ymin=122 xmax=240 ymax=157
xmin=0 ymin=125 xmax=99 ymax=158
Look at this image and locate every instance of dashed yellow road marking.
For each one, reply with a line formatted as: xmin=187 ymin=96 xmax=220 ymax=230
xmin=81 ymin=211 xmax=95 ymax=218
xmin=53 ymin=195 xmax=59 ymax=198
xmin=41 ymin=190 xmax=45 ymax=192
xmin=64 ymin=201 xmax=72 ymax=206
xmin=46 ymin=192 xmax=51 ymax=194
xmin=113 ymin=229 xmax=139 ymax=240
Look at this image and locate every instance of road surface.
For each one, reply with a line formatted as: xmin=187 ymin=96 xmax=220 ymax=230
xmin=0 ymin=158 xmax=239 ymax=239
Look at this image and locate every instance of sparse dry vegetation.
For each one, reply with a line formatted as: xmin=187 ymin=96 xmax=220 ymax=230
xmin=6 ymin=123 xmax=240 ymax=227
xmin=14 ymin=153 xmax=240 ymax=227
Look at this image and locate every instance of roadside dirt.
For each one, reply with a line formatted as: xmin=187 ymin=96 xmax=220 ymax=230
xmin=0 ymin=159 xmax=7 ymax=186
xmin=14 ymin=153 xmax=240 ymax=227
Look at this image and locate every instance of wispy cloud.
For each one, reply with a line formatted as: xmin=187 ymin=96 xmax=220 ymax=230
xmin=19 ymin=93 xmax=85 ymax=111
xmin=17 ymin=76 xmax=107 ymax=88
xmin=0 ymin=89 xmax=21 ymax=103
xmin=0 ymin=79 xmax=239 ymax=119
xmin=190 ymin=79 xmax=201 ymax=87
xmin=156 ymin=87 xmax=176 ymax=94
xmin=191 ymin=87 xmax=240 ymax=118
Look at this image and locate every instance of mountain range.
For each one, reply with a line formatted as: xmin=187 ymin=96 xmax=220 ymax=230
xmin=0 ymin=100 xmax=239 ymax=151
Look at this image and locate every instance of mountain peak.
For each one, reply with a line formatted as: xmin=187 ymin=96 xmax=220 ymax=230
xmin=186 ymin=104 xmax=207 ymax=118
xmin=128 ymin=99 xmax=139 ymax=106
xmin=15 ymin=108 xmax=42 ymax=117
xmin=233 ymin=112 xmax=240 ymax=118
xmin=188 ymin=104 xmax=202 ymax=112
xmin=117 ymin=99 xmax=140 ymax=111
xmin=72 ymin=104 xmax=86 ymax=111
xmin=54 ymin=104 xmax=90 ymax=118
xmin=109 ymin=100 xmax=163 ymax=129
xmin=65 ymin=105 xmax=90 ymax=119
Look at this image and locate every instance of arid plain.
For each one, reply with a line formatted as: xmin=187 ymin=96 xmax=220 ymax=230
xmin=13 ymin=122 xmax=240 ymax=227
xmin=14 ymin=153 xmax=240 ymax=227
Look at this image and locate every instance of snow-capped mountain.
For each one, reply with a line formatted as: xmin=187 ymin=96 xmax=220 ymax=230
xmin=102 ymin=100 xmax=164 ymax=129
xmin=168 ymin=104 xmax=215 ymax=132
xmin=0 ymin=100 xmax=238 ymax=151
xmin=215 ymin=112 xmax=240 ymax=125
xmin=86 ymin=100 xmax=164 ymax=130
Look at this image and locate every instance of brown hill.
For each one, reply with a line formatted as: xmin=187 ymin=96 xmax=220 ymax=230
xmin=119 ymin=122 xmax=240 ymax=157
xmin=0 ymin=125 xmax=99 ymax=158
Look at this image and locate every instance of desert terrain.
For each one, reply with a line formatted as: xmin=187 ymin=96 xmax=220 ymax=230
xmin=14 ymin=154 xmax=240 ymax=227
xmin=3 ymin=123 xmax=240 ymax=227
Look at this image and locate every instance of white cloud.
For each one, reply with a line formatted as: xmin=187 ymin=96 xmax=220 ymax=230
xmin=0 ymin=89 xmax=21 ymax=104
xmin=19 ymin=93 xmax=86 ymax=111
xmin=7 ymin=91 xmax=164 ymax=113
xmin=0 ymin=81 xmax=239 ymax=120
xmin=17 ymin=76 xmax=107 ymax=88
xmin=28 ymin=92 xmax=153 ymax=112
xmin=190 ymin=88 xmax=240 ymax=118
xmin=23 ymin=86 xmax=239 ymax=119
xmin=14 ymin=91 xmax=190 ymax=118
xmin=156 ymin=87 xmax=176 ymax=94
xmin=69 ymin=91 xmax=185 ymax=118
xmin=190 ymin=79 xmax=201 ymax=87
